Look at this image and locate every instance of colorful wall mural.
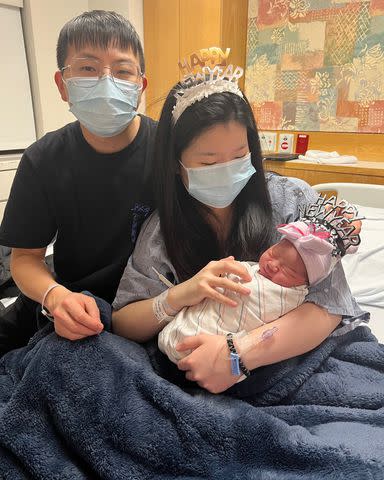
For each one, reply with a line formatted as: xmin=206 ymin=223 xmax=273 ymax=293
xmin=245 ymin=0 xmax=384 ymax=132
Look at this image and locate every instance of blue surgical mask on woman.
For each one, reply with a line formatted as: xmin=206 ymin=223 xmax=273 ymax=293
xmin=66 ymin=76 xmax=140 ymax=137
xmin=180 ymin=152 xmax=256 ymax=208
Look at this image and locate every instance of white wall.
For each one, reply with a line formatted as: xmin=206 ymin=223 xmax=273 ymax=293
xmin=0 ymin=4 xmax=36 ymax=149
xmin=89 ymin=0 xmax=144 ymax=42
xmin=22 ymin=0 xmax=145 ymax=138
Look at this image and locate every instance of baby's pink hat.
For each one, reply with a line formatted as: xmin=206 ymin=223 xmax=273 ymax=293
xmin=277 ymin=221 xmax=337 ymax=286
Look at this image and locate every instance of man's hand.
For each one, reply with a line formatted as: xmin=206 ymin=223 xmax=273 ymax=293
xmin=45 ymin=286 xmax=104 ymax=340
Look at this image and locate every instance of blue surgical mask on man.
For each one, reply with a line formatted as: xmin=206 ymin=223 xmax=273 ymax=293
xmin=180 ymin=152 xmax=256 ymax=208
xmin=66 ymin=76 xmax=140 ymax=137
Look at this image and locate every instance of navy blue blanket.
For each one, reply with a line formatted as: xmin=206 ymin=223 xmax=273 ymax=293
xmin=0 ymin=321 xmax=383 ymax=479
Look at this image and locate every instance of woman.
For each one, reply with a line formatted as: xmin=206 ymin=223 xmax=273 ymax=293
xmin=112 ymin=77 xmax=363 ymax=394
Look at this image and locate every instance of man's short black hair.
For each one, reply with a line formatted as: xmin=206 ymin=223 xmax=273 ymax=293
xmin=56 ymin=10 xmax=145 ymax=73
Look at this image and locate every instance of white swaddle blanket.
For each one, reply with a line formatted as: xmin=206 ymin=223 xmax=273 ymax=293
xmin=158 ymin=262 xmax=308 ymax=363
xmin=298 ymin=150 xmax=358 ymax=164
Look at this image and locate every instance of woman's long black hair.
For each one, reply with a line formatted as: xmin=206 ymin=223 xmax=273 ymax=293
xmin=154 ymin=82 xmax=274 ymax=282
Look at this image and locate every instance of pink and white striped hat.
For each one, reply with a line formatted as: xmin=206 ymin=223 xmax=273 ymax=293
xmin=277 ymin=221 xmax=338 ymax=286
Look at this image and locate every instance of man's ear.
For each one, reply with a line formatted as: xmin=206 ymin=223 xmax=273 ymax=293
xmin=54 ymin=71 xmax=68 ymax=102
xmin=141 ymin=76 xmax=148 ymax=92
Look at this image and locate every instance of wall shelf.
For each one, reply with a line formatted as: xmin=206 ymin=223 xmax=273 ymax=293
xmin=264 ymin=159 xmax=384 ymax=186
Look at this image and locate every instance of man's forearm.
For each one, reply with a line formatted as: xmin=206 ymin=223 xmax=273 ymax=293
xmin=10 ymin=249 xmax=68 ymax=308
xmin=237 ymin=302 xmax=341 ymax=370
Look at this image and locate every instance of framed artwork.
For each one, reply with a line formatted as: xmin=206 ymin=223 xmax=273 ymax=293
xmin=245 ymin=0 xmax=384 ymax=133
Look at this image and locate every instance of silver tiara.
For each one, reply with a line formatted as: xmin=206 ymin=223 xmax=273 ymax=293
xmin=299 ymin=195 xmax=363 ymax=257
xmin=172 ymin=63 xmax=244 ymax=124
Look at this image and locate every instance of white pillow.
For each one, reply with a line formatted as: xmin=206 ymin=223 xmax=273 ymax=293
xmin=342 ymin=205 xmax=384 ymax=308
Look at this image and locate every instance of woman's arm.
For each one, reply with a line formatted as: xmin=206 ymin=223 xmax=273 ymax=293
xmin=238 ymin=302 xmax=340 ymax=368
xmin=112 ymin=257 xmax=252 ymax=342
xmin=177 ymin=302 xmax=341 ymax=393
xmin=112 ymin=298 xmax=163 ymax=342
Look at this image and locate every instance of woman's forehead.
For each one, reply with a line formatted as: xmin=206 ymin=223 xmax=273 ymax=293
xmin=188 ymin=121 xmax=248 ymax=153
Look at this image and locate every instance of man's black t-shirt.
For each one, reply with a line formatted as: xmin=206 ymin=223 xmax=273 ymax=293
xmin=0 ymin=116 xmax=157 ymax=303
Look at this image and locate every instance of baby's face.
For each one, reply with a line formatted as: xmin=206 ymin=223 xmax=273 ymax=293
xmin=258 ymin=239 xmax=308 ymax=287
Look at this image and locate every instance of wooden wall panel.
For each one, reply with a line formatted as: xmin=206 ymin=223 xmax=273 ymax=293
xmin=143 ymin=0 xmax=180 ymax=119
xmin=221 ymin=0 xmax=248 ymax=90
xmin=179 ymin=0 xmax=221 ymax=65
xmin=144 ymin=0 xmax=249 ymax=119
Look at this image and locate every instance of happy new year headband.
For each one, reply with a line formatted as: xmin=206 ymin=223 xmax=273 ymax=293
xmin=298 ymin=195 xmax=362 ymax=257
xmin=172 ymin=47 xmax=244 ymax=124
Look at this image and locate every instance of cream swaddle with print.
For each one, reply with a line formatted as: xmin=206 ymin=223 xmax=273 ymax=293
xmin=158 ymin=261 xmax=308 ymax=363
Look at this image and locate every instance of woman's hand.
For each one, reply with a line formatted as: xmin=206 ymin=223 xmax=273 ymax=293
xmin=176 ymin=334 xmax=240 ymax=394
xmin=167 ymin=256 xmax=252 ymax=312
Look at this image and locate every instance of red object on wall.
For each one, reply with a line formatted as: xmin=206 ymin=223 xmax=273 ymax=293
xmin=296 ymin=134 xmax=309 ymax=154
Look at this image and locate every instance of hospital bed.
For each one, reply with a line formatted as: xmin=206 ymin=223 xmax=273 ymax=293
xmin=312 ymin=182 xmax=384 ymax=343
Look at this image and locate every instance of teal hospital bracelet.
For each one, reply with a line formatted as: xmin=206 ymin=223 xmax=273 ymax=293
xmin=226 ymin=333 xmax=251 ymax=377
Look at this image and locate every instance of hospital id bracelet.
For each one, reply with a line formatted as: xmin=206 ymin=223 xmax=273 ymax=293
xmin=41 ymin=283 xmax=61 ymax=322
xmin=152 ymin=289 xmax=180 ymax=323
xmin=226 ymin=333 xmax=250 ymax=377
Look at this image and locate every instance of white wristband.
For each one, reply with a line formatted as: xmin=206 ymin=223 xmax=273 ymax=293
xmin=41 ymin=283 xmax=60 ymax=321
xmin=152 ymin=289 xmax=180 ymax=323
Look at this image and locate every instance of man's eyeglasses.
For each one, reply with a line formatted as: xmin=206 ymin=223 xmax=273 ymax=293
xmin=61 ymin=58 xmax=143 ymax=92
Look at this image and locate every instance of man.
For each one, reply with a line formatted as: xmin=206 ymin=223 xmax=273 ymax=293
xmin=0 ymin=10 xmax=157 ymax=354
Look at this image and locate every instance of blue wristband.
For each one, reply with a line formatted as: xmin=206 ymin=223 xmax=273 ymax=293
xmin=226 ymin=333 xmax=251 ymax=377
xmin=230 ymin=352 xmax=242 ymax=376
